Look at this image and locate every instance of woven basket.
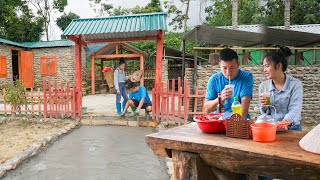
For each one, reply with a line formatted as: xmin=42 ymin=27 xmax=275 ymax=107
xmin=225 ymin=114 xmax=254 ymax=139
xmin=104 ymin=71 xmax=114 ymax=88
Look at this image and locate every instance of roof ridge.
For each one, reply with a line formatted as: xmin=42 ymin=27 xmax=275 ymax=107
xmin=71 ymin=12 xmax=166 ymax=21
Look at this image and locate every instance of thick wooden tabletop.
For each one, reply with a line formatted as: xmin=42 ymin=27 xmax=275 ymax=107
xmin=146 ymin=122 xmax=320 ymax=178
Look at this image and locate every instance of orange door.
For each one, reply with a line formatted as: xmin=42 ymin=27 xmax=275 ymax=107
xmin=20 ymin=51 xmax=34 ymax=88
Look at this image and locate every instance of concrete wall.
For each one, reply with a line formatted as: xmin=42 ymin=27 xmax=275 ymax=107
xmin=0 ymin=44 xmax=86 ymax=87
xmin=185 ymin=65 xmax=320 ymax=129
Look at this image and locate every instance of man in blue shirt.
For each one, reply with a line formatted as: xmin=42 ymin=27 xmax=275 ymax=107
xmin=204 ymin=48 xmax=254 ymax=119
xmin=121 ymin=82 xmax=152 ymax=117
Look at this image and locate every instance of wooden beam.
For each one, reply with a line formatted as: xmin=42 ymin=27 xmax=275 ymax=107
xmin=85 ymin=36 xmax=158 ymax=44
xmin=94 ymin=54 xmax=141 ymax=59
xmin=95 ymin=43 xmax=116 ymax=56
xmin=140 ymin=54 xmax=144 ymax=86
xmin=66 ymin=35 xmax=87 ymax=46
xmin=91 ymin=55 xmax=95 ymax=95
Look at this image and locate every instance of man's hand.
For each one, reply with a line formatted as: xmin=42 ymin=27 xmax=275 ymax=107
xmin=116 ymin=90 xmax=120 ymax=94
xmin=221 ymin=87 xmax=232 ymax=101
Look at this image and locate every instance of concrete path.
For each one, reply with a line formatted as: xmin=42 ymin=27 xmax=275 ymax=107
xmin=3 ymin=126 xmax=169 ymax=180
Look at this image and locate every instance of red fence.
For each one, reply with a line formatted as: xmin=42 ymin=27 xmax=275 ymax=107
xmin=152 ymin=78 xmax=206 ymax=125
xmin=0 ymin=80 xmax=76 ymax=119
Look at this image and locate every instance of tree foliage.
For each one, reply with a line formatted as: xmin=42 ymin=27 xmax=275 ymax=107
xmin=204 ymin=0 xmax=261 ymax=26
xmin=261 ymin=0 xmax=320 ymax=26
xmin=205 ymin=0 xmax=320 ymax=26
xmin=56 ymin=12 xmax=80 ymax=39
xmin=108 ymin=0 xmax=162 ymax=16
xmin=26 ymin=0 xmax=68 ymax=40
xmin=0 ymin=0 xmax=44 ymax=42
xmin=164 ymin=0 xmax=191 ymax=31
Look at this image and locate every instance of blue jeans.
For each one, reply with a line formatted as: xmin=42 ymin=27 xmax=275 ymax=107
xmin=259 ymin=125 xmax=302 ymax=180
xmin=115 ymin=83 xmax=128 ymax=104
xmin=288 ymin=124 xmax=302 ymax=131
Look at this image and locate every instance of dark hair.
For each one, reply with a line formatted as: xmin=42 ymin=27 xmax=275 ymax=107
xmin=263 ymin=46 xmax=292 ymax=72
xmin=126 ymin=82 xmax=136 ymax=90
xmin=220 ymin=48 xmax=238 ymax=62
xmin=119 ymin=57 xmax=126 ymax=65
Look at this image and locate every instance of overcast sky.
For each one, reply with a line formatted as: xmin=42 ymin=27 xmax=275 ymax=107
xmin=46 ymin=0 xmax=210 ymax=40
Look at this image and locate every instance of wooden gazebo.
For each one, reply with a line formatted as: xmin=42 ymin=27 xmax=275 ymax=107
xmin=88 ymin=42 xmax=148 ymax=94
xmin=63 ymin=12 xmax=167 ymax=119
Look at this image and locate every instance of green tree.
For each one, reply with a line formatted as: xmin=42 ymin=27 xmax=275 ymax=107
xmin=0 ymin=0 xmax=44 ymax=42
xmin=89 ymin=0 xmax=113 ymax=17
xmin=26 ymin=0 xmax=68 ymax=40
xmin=56 ymin=12 xmax=80 ymax=39
xmin=204 ymin=0 xmax=260 ymax=26
xmin=108 ymin=0 xmax=162 ymax=16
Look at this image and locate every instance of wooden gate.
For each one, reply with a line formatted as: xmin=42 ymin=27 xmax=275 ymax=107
xmin=152 ymin=78 xmax=206 ymax=125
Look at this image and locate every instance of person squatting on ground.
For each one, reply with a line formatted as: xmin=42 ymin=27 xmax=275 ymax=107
xmin=114 ymin=58 xmax=130 ymax=115
xmin=121 ymin=82 xmax=152 ymax=117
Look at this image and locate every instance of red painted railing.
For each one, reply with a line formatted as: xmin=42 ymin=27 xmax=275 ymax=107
xmin=152 ymin=78 xmax=206 ymax=125
xmin=0 ymin=80 xmax=76 ymax=119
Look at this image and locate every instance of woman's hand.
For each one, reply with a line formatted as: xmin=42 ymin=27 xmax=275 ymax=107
xmin=276 ymin=120 xmax=291 ymax=132
xmin=116 ymin=90 xmax=120 ymax=94
xmin=259 ymin=96 xmax=267 ymax=106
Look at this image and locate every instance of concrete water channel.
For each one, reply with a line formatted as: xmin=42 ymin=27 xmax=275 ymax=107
xmin=3 ymin=126 xmax=169 ymax=180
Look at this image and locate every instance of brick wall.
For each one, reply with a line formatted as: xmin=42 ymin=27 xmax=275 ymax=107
xmin=0 ymin=44 xmax=24 ymax=85
xmin=0 ymin=44 xmax=86 ymax=87
xmin=185 ymin=65 xmax=320 ymax=130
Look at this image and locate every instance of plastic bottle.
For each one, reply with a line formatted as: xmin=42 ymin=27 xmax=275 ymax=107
xmin=231 ymin=97 xmax=242 ymax=115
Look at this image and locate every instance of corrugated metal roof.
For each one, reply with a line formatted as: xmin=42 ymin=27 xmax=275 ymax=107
xmin=0 ymin=38 xmax=28 ymax=48
xmin=272 ymin=24 xmax=320 ymax=34
xmin=63 ymin=12 xmax=167 ymax=42
xmin=87 ymin=43 xmax=106 ymax=57
xmin=0 ymin=38 xmax=74 ymax=48
xmin=21 ymin=40 xmax=74 ymax=48
xmin=185 ymin=24 xmax=320 ymax=47
xmin=220 ymin=24 xmax=320 ymax=34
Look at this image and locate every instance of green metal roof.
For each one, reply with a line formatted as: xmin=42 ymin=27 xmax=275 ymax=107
xmin=0 ymin=38 xmax=28 ymax=48
xmin=0 ymin=38 xmax=74 ymax=48
xmin=63 ymin=12 xmax=167 ymax=41
xmin=21 ymin=40 xmax=74 ymax=48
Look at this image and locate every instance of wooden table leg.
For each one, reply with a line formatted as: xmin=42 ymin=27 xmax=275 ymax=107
xmin=172 ymin=150 xmax=247 ymax=180
xmin=172 ymin=150 xmax=215 ymax=180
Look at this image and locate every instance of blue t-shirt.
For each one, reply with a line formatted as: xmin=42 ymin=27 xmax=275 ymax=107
xmin=206 ymin=69 xmax=254 ymax=113
xmin=129 ymin=86 xmax=151 ymax=103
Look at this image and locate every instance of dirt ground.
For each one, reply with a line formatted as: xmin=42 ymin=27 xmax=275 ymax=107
xmin=0 ymin=118 xmax=70 ymax=165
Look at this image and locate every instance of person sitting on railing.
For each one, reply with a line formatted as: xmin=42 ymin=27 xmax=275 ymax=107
xmin=204 ymin=48 xmax=254 ymax=119
xmin=121 ymin=82 xmax=152 ymax=117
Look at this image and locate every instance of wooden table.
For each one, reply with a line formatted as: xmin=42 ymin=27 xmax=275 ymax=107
xmin=146 ymin=123 xmax=320 ymax=180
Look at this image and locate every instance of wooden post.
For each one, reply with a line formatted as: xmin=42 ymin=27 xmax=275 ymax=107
xmin=155 ymin=30 xmax=164 ymax=88
xmin=37 ymin=88 xmax=41 ymax=116
xmin=3 ymin=89 xmax=6 ymax=115
xmin=91 ymin=55 xmax=95 ymax=95
xmin=178 ymin=77 xmax=182 ymax=126
xmin=172 ymin=150 xmax=215 ymax=180
xmin=31 ymin=88 xmax=34 ymax=116
xmin=182 ymin=40 xmax=186 ymax=84
xmin=100 ymin=59 xmax=104 ymax=84
xmin=140 ymin=54 xmax=144 ymax=86
xmin=155 ymin=30 xmax=164 ymax=119
xmin=74 ymin=35 xmax=82 ymax=120
xmin=43 ymin=80 xmax=47 ymax=120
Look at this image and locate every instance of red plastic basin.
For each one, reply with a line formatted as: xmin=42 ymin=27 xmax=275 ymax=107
xmin=250 ymin=122 xmax=277 ymax=142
